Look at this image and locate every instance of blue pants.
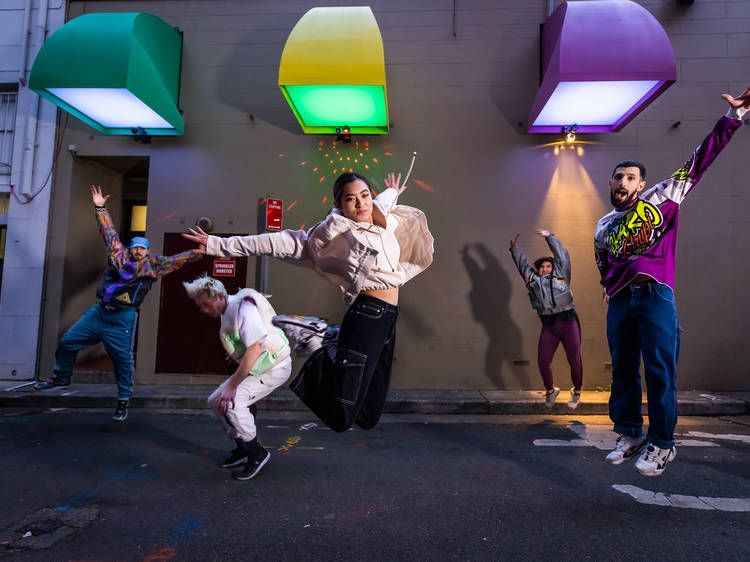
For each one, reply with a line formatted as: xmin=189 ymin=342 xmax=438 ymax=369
xmin=54 ymin=303 xmax=138 ymax=399
xmin=607 ymin=282 xmax=680 ymax=449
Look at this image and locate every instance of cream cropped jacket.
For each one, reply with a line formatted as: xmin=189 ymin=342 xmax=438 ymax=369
xmin=205 ymin=189 xmax=434 ymax=305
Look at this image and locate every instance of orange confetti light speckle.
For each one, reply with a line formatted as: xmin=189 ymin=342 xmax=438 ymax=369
xmin=385 ymin=152 xmax=392 ymax=156
xmin=365 ymin=164 xmax=369 ymax=169
xmin=322 ymin=196 xmax=327 ymax=204
xmin=330 ymin=160 xmax=334 ymax=163
xmin=354 ymin=159 xmax=358 ymax=163
xmin=325 ymin=153 xmax=329 ymax=157
xmin=349 ymin=168 xmax=353 ymax=172
xmin=415 ymin=179 xmax=435 ymax=192
xmin=300 ymin=223 xmax=306 ymax=230
xmin=346 ymin=157 xmax=350 ymax=161
xmin=259 ymin=199 xmax=267 ymax=205
xmin=300 ymin=161 xmax=307 ymax=165
xmin=372 ymin=158 xmax=378 ymax=163
xmin=278 ymin=154 xmax=285 ymax=158
xmin=333 ymin=169 xmax=337 ymax=174
xmin=318 ymin=141 xmax=324 ymax=146
xmin=287 ymin=201 xmax=297 ymax=211
xmin=320 ymin=177 xmax=325 ymax=182
xmin=313 ymin=167 xmax=318 ymax=172
xmin=364 ymin=141 xmax=369 ymax=146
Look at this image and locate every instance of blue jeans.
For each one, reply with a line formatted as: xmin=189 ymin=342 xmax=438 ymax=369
xmin=290 ymin=294 xmax=399 ymax=432
xmin=607 ymin=282 xmax=679 ymax=448
xmin=54 ymin=303 xmax=138 ymax=399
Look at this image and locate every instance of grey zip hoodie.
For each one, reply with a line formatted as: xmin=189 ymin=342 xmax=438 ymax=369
xmin=510 ymin=234 xmax=574 ymax=317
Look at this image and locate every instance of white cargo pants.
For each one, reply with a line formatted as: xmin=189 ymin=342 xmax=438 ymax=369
xmin=208 ymin=356 xmax=292 ymax=442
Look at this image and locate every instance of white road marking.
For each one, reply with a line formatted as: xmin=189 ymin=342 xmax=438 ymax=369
xmin=686 ymin=431 xmax=750 ymax=445
xmin=612 ymin=485 xmax=750 ymax=512
xmin=699 ymin=394 xmax=718 ymax=401
xmin=533 ymin=424 xmax=720 ymax=449
xmin=299 ymin=423 xmax=317 ymax=431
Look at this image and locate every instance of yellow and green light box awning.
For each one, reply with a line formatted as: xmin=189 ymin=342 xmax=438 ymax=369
xmin=279 ymin=7 xmax=389 ymax=135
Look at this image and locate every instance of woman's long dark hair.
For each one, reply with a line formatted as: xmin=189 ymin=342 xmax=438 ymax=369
xmin=332 ymin=172 xmax=372 ymax=203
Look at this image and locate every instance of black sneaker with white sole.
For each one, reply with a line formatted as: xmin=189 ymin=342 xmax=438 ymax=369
xmin=219 ymin=448 xmax=249 ymax=468
xmin=233 ymin=449 xmax=270 ymax=481
xmin=112 ymin=399 xmax=129 ymax=422
xmin=35 ymin=376 xmax=71 ymax=390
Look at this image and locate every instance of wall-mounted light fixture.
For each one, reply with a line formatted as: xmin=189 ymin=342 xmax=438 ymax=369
xmin=29 ymin=12 xmax=184 ymax=136
xmin=279 ymin=7 xmax=389 ymax=135
xmin=528 ymin=1 xmax=676 ymax=134
xmin=562 ymin=124 xmax=578 ymax=143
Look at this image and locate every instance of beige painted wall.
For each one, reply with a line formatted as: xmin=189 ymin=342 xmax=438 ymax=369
xmin=40 ymin=0 xmax=750 ymax=391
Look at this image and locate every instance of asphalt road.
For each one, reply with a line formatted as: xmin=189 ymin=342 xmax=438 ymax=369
xmin=1 ymin=409 xmax=748 ymax=561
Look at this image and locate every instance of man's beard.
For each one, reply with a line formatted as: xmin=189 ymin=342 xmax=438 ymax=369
xmin=611 ymin=190 xmax=638 ymax=209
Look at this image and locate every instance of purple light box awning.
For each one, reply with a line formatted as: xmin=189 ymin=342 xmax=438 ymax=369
xmin=527 ymin=0 xmax=676 ymax=134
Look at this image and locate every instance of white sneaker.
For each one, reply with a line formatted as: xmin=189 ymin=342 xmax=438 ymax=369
xmin=567 ymin=388 xmax=581 ymax=409
xmin=544 ymin=387 xmax=560 ymax=408
xmin=272 ymin=315 xmax=328 ymax=355
xmin=635 ymin=444 xmax=677 ymax=476
xmin=605 ymin=434 xmax=647 ymax=465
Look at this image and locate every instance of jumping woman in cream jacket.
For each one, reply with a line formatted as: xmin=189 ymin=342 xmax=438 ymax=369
xmin=183 ymin=171 xmax=433 ymax=432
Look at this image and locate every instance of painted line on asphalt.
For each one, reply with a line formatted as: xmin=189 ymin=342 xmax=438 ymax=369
xmin=686 ymin=431 xmax=750 ymax=445
xmin=533 ymin=424 xmax=720 ymax=449
xmin=612 ymin=485 xmax=750 ymax=512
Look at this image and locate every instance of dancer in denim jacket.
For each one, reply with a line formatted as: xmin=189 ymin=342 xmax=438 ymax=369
xmin=184 ymin=171 xmax=433 ymax=432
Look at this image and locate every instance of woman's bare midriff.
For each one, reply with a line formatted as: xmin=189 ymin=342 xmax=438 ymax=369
xmin=360 ymin=287 xmax=399 ymax=305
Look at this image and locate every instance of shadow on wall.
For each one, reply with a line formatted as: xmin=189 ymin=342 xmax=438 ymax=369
xmin=461 ymin=243 xmax=524 ymax=388
xmin=214 ymin=22 xmax=302 ymax=136
xmin=489 ymin=32 xmax=540 ymax=136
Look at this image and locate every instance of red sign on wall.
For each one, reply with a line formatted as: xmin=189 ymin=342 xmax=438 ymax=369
xmin=213 ymin=257 xmax=236 ymax=277
xmin=266 ymin=198 xmax=283 ymax=231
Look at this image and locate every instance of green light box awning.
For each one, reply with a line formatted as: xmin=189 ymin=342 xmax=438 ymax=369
xmin=279 ymin=7 xmax=389 ymax=135
xmin=29 ymin=12 xmax=184 ymax=136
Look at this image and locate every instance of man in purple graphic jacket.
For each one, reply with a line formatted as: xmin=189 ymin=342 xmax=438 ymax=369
xmin=595 ymin=86 xmax=750 ymax=476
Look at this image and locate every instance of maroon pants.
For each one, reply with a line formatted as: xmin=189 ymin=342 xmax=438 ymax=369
xmin=538 ymin=317 xmax=582 ymax=391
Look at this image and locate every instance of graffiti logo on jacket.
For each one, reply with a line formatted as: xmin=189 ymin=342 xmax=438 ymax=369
xmin=607 ymin=200 xmax=664 ymax=257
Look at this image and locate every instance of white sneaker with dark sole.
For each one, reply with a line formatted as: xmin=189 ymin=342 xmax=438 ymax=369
xmin=567 ymin=388 xmax=581 ymax=409
xmin=605 ymin=434 xmax=647 ymax=465
xmin=635 ymin=444 xmax=676 ymax=476
xmin=544 ymin=387 xmax=560 ymax=408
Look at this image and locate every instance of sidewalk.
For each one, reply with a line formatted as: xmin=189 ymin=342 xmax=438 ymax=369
xmin=1 ymin=381 xmax=749 ymax=416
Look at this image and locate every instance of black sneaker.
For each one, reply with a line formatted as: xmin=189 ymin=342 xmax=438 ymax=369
xmin=35 ymin=376 xmax=71 ymax=390
xmin=113 ymin=399 xmax=129 ymax=422
xmin=219 ymin=448 xmax=249 ymax=468
xmin=233 ymin=449 xmax=270 ymax=481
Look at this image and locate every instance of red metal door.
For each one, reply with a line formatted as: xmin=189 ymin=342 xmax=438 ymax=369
xmin=155 ymin=233 xmax=248 ymax=375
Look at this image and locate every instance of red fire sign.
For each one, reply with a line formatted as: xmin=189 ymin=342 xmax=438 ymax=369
xmin=213 ymin=257 xmax=236 ymax=277
xmin=266 ymin=198 xmax=283 ymax=231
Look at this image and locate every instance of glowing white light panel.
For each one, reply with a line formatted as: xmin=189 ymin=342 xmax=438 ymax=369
xmin=532 ymin=80 xmax=660 ymax=127
xmin=46 ymin=88 xmax=173 ymax=129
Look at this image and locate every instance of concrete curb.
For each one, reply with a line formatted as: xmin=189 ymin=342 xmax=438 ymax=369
xmin=1 ymin=383 xmax=748 ymax=416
